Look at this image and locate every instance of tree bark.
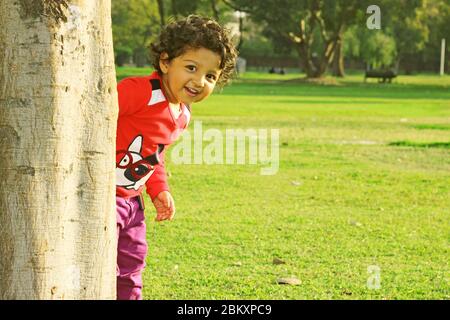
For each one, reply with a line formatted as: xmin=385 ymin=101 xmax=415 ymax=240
xmin=296 ymin=42 xmax=320 ymax=78
xmin=0 ymin=0 xmax=117 ymax=299
xmin=332 ymin=38 xmax=345 ymax=77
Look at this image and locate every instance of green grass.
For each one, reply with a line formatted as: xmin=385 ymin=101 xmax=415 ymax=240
xmin=117 ymin=67 xmax=450 ymax=299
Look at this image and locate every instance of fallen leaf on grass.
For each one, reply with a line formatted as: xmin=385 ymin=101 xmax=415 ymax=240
xmin=273 ymin=258 xmax=286 ymax=265
xmin=291 ymin=181 xmax=302 ymax=186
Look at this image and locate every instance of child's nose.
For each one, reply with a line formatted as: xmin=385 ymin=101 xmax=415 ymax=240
xmin=192 ymin=75 xmax=205 ymax=88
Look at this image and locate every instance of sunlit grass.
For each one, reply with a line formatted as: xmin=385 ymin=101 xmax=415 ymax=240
xmin=116 ymin=68 xmax=449 ymax=299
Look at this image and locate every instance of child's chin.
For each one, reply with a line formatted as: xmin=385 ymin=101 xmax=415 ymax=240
xmin=182 ymin=98 xmax=200 ymax=105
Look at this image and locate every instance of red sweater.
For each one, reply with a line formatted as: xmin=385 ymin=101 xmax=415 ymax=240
xmin=116 ymin=71 xmax=191 ymax=200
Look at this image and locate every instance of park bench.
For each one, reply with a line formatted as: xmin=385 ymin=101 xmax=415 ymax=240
xmin=269 ymin=67 xmax=286 ymax=75
xmin=364 ymin=69 xmax=397 ymax=83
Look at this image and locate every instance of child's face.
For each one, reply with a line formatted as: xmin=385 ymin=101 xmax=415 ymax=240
xmin=159 ymin=47 xmax=222 ymax=105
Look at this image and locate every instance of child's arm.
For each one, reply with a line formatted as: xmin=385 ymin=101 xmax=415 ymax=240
xmin=146 ymin=149 xmax=169 ymax=200
xmin=145 ymin=150 xmax=175 ymax=221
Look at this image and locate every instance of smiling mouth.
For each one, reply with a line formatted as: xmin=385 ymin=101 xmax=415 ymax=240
xmin=185 ymin=87 xmax=200 ymax=97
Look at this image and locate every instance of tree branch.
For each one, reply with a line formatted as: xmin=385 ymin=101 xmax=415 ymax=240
xmin=222 ymin=0 xmax=251 ymax=14
xmin=311 ymin=10 xmax=329 ymax=43
xmin=210 ymin=0 xmax=220 ymax=21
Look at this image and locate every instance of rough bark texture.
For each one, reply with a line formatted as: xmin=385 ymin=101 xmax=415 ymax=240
xmin=0 ymin=0 xmax=118 ymax=299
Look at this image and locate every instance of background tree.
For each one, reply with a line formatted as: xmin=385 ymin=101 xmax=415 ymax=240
xmin=0 ymin=0 xmax=117 ymax=299
xmin=156 ymin=0 xmax=166 ymax=26
xmin=170 ymin=0 xmax=198 ymax=18
xmin=228 ymin=0 xmax=368 ymax=78
xmin=112 ymin=0 xmax=160 ymax=66
xmin=109 ymin=0 xmax=448 ymax=73
xmin=112 ymin=0 xmax=234 ymax=67
xmin=420 ymin=0 xmax=450 ymax=73
xmin=380 ymin=0 xmax=429 ymax=74
xmin=342 ymin=0 xmax=449 ymax=74
xmin=222 ymin=0 xmax=248 ymax=53
xmin=360 ymin=29 xmax=397 ymax=69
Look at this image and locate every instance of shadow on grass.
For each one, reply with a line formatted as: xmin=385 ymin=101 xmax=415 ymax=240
xmin=222 ymin=78 xmax=450 ymax=101
xmin=411 ymin=124 xmax=450 ymax=131
xmin=388 ymin=141 xmax=450 ymax=149
xmin=269 ymin=99 xmax=383 ymax=105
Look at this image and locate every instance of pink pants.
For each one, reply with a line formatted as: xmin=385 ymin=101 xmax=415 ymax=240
xmin=116 ymin=196 xmax=148 ymax=300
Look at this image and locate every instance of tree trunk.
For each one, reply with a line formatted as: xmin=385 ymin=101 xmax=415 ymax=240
xmin=0 ymin=0 xmax=117 ymax=300
xmin=332 ymin=39 xmax=345 ymax=77
xmin=156 ymin=0 xmax=165 ymax=26
xmin=170 ymin=0 xmax=178 ymax=18
xmin=296 ymin=43 xmax=321 ymax=78
xmin=236 ymin=14 xmax=244 ymax=52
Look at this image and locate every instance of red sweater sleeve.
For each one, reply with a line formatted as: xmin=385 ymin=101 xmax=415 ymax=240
xmin=145 ymin=148 xmax=169 ymax=200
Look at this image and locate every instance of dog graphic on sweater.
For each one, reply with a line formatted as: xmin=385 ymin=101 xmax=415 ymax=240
xmin=116 ymin=135 xmax=163 ymax=190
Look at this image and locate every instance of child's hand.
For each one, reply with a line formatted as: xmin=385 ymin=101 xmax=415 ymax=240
xmin=152 ymin=191 xmax=176 ymax=222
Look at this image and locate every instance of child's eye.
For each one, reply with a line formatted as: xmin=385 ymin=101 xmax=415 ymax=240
xmin=186 ymin=65 xmax=196 ymax=72
xmin=207 ymin=74 xmax=217 ymax=81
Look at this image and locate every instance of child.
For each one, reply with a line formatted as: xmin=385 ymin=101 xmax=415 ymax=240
xmin=115 ymin=15 xmax=237 ymax=300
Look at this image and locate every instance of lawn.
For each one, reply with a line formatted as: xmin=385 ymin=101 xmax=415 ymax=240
xmin=117 ymin=67 xmax=450 ymax=299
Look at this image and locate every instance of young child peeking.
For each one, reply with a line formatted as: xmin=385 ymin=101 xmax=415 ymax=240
xmin=115 ymin=15 xmax=237 ymax=300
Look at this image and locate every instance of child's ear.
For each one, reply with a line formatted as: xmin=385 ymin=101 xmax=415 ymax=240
xmin=159 ymin=52 xmax=170 ymax=74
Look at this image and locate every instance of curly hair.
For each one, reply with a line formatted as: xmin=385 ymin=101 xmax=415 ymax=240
xmin=150 ymin=15 xmax=238 ymax=87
